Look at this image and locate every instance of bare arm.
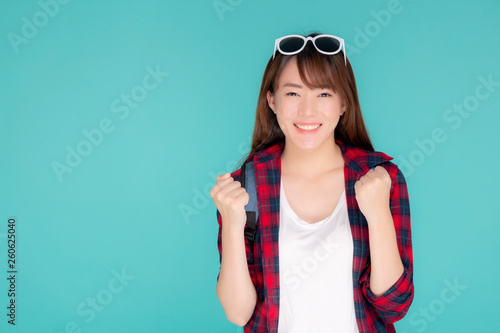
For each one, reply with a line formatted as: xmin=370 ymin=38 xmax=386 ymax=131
xmin=211 ymin=172 xmax=257 ymax=326
xmin=216 ymin=222 xmax=257 ymax=326
xmin=367 ymin=210 xmax=404 ymax=296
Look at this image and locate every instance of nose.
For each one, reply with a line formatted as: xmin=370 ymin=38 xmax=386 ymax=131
xmin=298 ymin=94 xmax=318 ymax=116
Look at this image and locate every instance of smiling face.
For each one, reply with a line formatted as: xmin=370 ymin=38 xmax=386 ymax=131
xmin=266 ymin=56 xmax=346 ymax=151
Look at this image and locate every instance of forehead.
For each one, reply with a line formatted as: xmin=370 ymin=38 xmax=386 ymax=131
xmin=277 ymin=57 xmax=308 ymax=89
xmin=277 ymin=56 xmax=332 ymax=91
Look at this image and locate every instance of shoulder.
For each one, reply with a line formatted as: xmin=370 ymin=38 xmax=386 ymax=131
xmin=337 ymin=139 xmax=408 ymax=188
xmin=252 ymin=140 xmax=285 ymax=163
xmin=230 ymin=140 xmax=285 ymax=181
xmin=338 ymin=140 xmax=395 ymax=171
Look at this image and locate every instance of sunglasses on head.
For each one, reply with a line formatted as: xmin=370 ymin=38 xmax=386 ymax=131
xmin=273 ymin=34 xmax=347 ymax=66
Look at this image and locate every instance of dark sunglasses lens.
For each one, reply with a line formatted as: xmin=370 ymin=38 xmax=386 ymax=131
xmin=279 ymin=37 xmax=305 ymax=53
xmin=315 ymin=36 xmax=341 ymax=52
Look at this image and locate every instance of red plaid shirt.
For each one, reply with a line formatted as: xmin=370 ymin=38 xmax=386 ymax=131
xmin=216 ymin=139 xmax=414 ymax=332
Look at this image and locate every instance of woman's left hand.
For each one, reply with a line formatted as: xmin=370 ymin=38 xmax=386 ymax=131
xmin=354 ymin=166 xmax=392 ymax=224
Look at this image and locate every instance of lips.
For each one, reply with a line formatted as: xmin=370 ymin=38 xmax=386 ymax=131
xmin=294 ymin=123 xmax=322 ymax=131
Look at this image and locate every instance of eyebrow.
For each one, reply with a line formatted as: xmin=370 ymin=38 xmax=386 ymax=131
xmin=282 ymin=83 xmax=303 ymax=88
xmin=281 ymin=83 xmax=334 ymax=92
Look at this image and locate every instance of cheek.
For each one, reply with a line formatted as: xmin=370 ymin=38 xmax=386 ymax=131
xmin=275 ymin=113 xmax=294 ymax=135
xmin=275 ymin=98 xmax=297 ymax=115
xmin=321 ymin=103 xmax=343 ymax=119
xmin=277 ymin=103 xmax=296 ymax=118
xmin=275 ymin=114 xmax=287 ymax=131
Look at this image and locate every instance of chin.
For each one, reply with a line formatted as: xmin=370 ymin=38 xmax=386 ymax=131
xmin=292 ymin=140 xmax=323 ymax=151
xmin=287 ymin=134 xmax=335 ymax=151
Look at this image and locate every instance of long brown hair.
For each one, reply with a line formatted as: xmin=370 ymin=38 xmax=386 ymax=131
xmin=235 ymin=32 xmax=374 ymax=170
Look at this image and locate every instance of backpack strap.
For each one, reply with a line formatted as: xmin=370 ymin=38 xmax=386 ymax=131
xmin=241 ymin=161 xmax=259 ymax=245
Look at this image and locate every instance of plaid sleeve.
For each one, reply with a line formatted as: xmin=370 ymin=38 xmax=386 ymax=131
xmin=215 ymin=172 xmax=260 ymax=294
xmin=361 ymin=165 xmax=414 ymax=323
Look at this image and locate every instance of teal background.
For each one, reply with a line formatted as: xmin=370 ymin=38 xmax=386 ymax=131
xmin=1 ymin=0 xmax=499 ymax=332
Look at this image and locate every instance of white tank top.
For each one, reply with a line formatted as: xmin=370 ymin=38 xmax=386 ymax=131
xmin=277 ymin=178 xmax=359 ymax=333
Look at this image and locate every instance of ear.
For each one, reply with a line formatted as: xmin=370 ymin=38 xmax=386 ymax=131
xmin=267 ymin=91 xmax=276 ymax=113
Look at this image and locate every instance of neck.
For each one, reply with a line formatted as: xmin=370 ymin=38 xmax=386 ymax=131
xmin=281 ymin=138 xmax=344 ymax=178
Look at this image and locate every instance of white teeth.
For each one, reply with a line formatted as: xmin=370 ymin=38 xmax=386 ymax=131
xmin=295 ymin=124 xmax=320 ymax=130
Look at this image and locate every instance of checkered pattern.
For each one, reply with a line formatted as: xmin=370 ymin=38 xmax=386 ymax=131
xmin=216 ymin=139 xmax=414 ymax=332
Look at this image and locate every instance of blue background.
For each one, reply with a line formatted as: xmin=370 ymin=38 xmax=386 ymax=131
xmin=1 ymin=0 xmax=499 ymax=332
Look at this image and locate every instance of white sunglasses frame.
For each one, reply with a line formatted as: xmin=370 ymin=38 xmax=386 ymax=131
xmin=273 ymin=34 xmax=347 ymax=66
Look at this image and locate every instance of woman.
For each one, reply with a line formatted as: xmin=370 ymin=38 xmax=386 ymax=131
xmin=211 ymin=32 xmax=414 ymax=333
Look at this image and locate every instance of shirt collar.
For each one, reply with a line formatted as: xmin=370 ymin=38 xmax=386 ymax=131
xmin=250 ymin=139 xmax=393 ymax=174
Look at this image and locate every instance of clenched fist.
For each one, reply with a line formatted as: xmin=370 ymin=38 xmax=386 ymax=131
xmin=354 ymin=166 xmax=392 ymax=224
xmin=210 ymin=173 xmax=249 ymax=229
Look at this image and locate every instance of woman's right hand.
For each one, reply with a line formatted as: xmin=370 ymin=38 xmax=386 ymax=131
xmin=210 ymin=173 xmax=249 ymax=229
